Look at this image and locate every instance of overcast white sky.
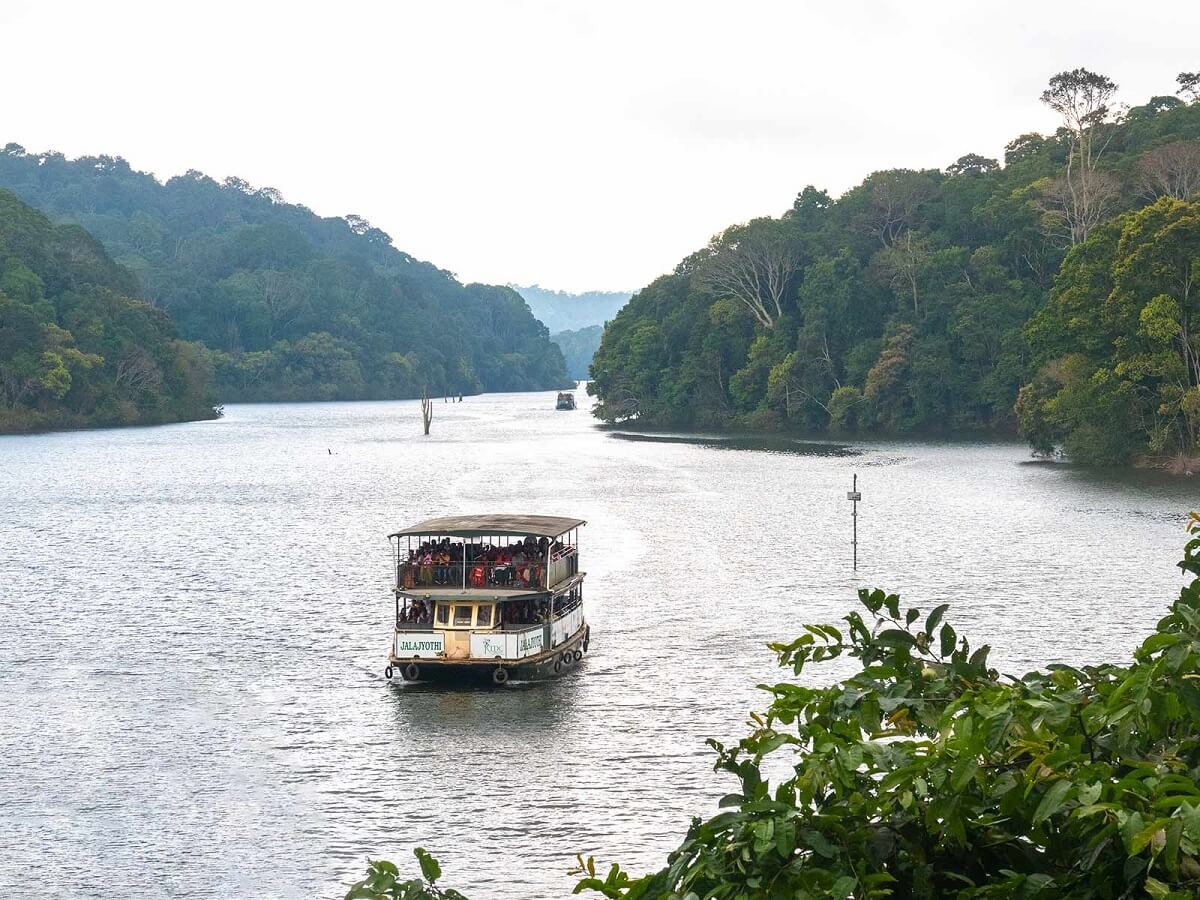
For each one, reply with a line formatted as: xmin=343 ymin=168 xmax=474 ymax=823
xmin=2 ymin=1 xmax=1198 ymax=292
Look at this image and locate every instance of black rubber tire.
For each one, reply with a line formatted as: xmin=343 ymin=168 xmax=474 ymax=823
xmin=402 ymin=663 xmax=420 ymax=681
xmin=492 ymin=667 xmax=509 ymax=685
xmin=553 ymin=659 xmax=562 ymax=675
xmin=561 ymin=652 xmax=573 ymax=666
xmin=573 ymin=649 xmax=583 ymax=662
xmin=384 ymin=666 xmax=394 ymax=679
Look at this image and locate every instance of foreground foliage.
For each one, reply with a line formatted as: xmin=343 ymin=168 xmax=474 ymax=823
xmin=0 ymin=147 xmax=570 ymax=402
xmin=0 ymin=189 xmax=216 ymax=431
xmin=346 ymin=851 xmax=465 ymax=900
xmin=354 ymin=517 xmax=1200 ymax=898
xmin=572 ymin=517 xmax=1200 ymax=898
xmin=588 ymin=70 xmax=1200 ymax=465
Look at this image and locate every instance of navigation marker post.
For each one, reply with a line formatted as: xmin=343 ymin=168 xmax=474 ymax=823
xmin=847 ymin=473 xmax=861 ymax=571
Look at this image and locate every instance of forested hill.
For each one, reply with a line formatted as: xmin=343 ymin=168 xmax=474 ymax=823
xmin=550 ymin=325 xmax=604 ymax=380
xmin=511 ymin=284 xmax=631 ymax=332
xmin=589 ymin=71 xmax=1200 ymax=467
xmin=0 ymin=146 xmax=570 ymax=402
xmin=0 ymin=189 xmax=217 ymax=432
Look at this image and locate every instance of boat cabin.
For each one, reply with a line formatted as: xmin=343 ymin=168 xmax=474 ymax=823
xmin=556 ymin=391 xmax=576 ymax=410
xmin=386 ymin=514 xmax=589 ymax=683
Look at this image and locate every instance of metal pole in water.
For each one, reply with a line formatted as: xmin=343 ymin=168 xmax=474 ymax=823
xmin=847 ymin=473 xmax=861 ymax=571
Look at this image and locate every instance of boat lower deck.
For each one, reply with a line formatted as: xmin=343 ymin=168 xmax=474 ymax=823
xmin=387 ymin=623 xmax=590 ymax=684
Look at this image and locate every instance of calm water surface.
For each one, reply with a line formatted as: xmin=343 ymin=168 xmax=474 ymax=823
xmin=1 ymin=389 xmax=1196 ymax=898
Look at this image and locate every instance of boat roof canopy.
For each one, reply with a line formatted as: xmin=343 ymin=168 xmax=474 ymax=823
xmin=390 ymin=514 xmax=586 ymax=540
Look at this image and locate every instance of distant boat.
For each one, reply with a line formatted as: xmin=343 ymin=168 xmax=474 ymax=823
xmin=385 ymin=514 xmax=589 ymax=685
xmin=556 ymin=391 xmax=576 ymax=410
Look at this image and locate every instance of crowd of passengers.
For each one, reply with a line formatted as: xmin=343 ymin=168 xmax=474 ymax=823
xmin=399 ymin=535 xmax=571 ymax=589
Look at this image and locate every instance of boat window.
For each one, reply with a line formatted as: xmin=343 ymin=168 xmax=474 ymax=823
xmin=454 ymin=605 xmax=473 ymax=626
xmin=436 ymin=603 xmax=449 ymax=625
xmin=476 ymin=604 xmax=492 ymax=626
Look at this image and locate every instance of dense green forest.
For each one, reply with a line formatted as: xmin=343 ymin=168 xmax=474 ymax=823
xmin=512 ymin=284 xmax=630 ymax=332
xmin=550 ymin=324 xmax=604 ymax=379
xmin=0 ymin=147 xmax=570 ymax=402
xmin=0 ymin=189 xmax=216 ymax=432
xmin=590 ymin=70 xmax=1200 ymax=467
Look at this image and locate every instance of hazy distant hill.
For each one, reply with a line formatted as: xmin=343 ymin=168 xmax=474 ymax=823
xmin=511 ymin=284 xmax=630 ymax=332
xmin=549 ymin=325 xmax=604 ymax=380
xmin=0 ymin=144 xmax=570 ymax=402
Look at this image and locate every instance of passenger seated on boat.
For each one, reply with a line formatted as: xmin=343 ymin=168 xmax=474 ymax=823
xmin=401 ymin=560 xmax=416 ymax=589
xmin=410 ymin=599 xmax=430 ymax=624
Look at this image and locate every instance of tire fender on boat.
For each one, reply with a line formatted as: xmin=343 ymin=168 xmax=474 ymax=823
xmin=573 ymin=649 xmax=583 ymax=662
xmin=402 ymin=663 xmax=420 ymax=681
xmin=384 ymin=666 xmax=394 ymax=679
xmin=492 ymin=667 xmax=509 ymax=685
xmin=553 ymin=659 xmax=562 ymax=675
xmin=561 ymin=651 xmax=573 ymax=667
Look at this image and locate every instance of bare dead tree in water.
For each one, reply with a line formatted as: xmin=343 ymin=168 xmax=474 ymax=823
xmin=421 ymin=387 xmax=433 ymax=435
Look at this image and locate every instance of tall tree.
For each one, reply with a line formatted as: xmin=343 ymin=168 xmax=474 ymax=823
xmin=694 ymin=223 xmax=800 ymax=329
xmin=1039 ymin=68 xmax=1122 ymax=244
xmin=1137 ymin=141 xmax=1200 ymax=200
xmin=1179 ymin=70 xmax=1200 ymax=103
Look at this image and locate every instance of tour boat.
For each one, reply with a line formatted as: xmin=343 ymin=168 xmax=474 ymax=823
xmin=555 ymin=391 xmax=576 ymax=410
xmin=385 ymin=514 xmax=589 ymax=684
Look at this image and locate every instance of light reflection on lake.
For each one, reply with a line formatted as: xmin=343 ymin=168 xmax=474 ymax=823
xmin=0 ymin=390 xmax=1195 ymax=897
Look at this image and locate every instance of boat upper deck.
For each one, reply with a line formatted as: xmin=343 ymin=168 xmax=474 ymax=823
xmin=390 ymin=513 xmax=585 ymax=597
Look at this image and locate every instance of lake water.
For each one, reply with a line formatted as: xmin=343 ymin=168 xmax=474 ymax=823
xmin=1 ymin=389 xmax=1195 ymax=898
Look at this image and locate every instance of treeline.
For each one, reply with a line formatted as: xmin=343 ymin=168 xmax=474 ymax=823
xmin=0 ymin=148 xmax=570 ymax=403
xmin=590 ymin=69 xmax=1200 ymax=466
xmin=0 ymin=189 xmax=217 ymax=432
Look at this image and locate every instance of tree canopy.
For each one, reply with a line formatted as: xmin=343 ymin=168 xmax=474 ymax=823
xmin=1018 ymin=197 xmax=1200 ymax=465
xmin=587 ymin=72 xmax=1200 ymax=466
xmin=0 ymin=188 xmax=216 ymax=432
xmin=0 ymin=147 xmax=570 ymax=402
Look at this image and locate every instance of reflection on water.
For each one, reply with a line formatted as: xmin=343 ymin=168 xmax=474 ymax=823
xmin=1 ymin=391 xmax=1197 ymax=898
xmin=608 ymin=430 xmax=861 ymax=457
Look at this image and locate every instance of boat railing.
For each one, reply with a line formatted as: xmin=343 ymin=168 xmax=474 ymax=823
xmin=398 ymin=556 xmax=579 ymax=592
xmin=395 ymin=618 xmax=435 ymax=631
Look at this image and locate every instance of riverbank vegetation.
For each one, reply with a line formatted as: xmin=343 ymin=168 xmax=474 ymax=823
xmin=0 ymin=189 xmax=216 ymax=432
xmin=588 ymin=69 xmax=1200 ymax=467
xmin=353 ymin=515 xmax=1200 ymax=898
xmin=0 ymin=147 xmax=570 ymax=402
